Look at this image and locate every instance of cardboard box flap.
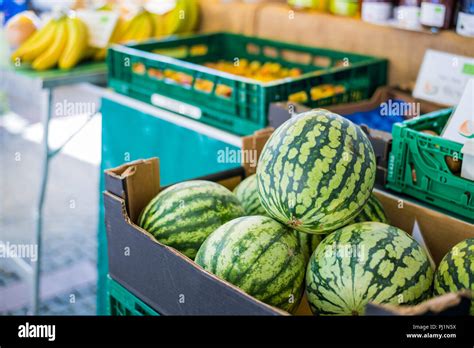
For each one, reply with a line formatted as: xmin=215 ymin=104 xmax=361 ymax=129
xmin=104 ymin=158 xmax=161 ymax=223
xmin=411 ymin=220 xmax=436 ymax=271
xmin=366 ymin=291 xmax=472 ymax=316
xmin=374 ymin=189 xmax=474 ymax=265
xmin=241 ymin=128 xmax=274 ymax=175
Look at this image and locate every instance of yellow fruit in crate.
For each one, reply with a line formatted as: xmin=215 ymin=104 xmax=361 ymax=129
xmin=11 ymin=19 xmax=56 ymax=62
xmin=59 ymin=17 xmax=89 ymax=69
xmin=32 ymin=19 xmax=68 ymax=71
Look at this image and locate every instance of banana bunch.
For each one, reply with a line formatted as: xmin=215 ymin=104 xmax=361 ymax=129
xmin=94 ymin=0 xmax=199 ymax=60
xmin=11 ymin=15 xmax=90 ymax=71
xmin=151 ymin=0 xmax=199 ymax=38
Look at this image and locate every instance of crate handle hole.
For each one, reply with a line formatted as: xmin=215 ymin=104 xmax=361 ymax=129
xmin=313 ymin=56 xmax=331 ymax=68
xmin=410 ymin=163 xmax=417 ymax=184
xmin=215 ymin=84 xmax=233 ymax=99
xmin=246 ymin=43 xmax=260 ymax=55
xmin=263 ymin=46 xmax=279 ymax=59
xmin=281 ymin=49 xmax=311 ymax=65
xmin=195 ymin=79 xmax=214 ymax=94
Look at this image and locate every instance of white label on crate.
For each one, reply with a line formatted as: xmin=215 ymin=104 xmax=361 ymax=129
xmin=442 ymin=79 xmax=474 ymax=145
xmin=362 ymin=3 xmax=393 ymax=23
xmin=413 ymin=50 xmax=474 ymax=106
xmin=77 ymin=10 xmax=119 ymax=48
xmin=420 ymin=2 xmax=446 ymax=27
xmin=457 ymin=12 xmax=474 ymax=37
xmin=151 ymin=94 xmax=202 ymax=119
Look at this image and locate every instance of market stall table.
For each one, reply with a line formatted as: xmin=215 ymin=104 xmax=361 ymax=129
xmin=0 ymin=62 xmax=107 ymax=314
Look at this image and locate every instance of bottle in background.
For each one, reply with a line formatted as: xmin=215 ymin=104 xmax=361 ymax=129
xmin=288 ymin=0 xmax=330 ymax=11
xmin=457 ymin=0 xmax=474 ymax=36
xmin=362 ymin=0 xmax=394 ymax=23
xmin=396 ymin=0 xmax=422 ymax=29
xmin=420 ymin=0 xmax=456 ymax=30
xmin=329 ymin=0 xmax=361 ymax=17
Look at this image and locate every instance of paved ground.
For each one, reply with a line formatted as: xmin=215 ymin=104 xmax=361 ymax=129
xmin=0 ymin=87 xmax=101 ymax=315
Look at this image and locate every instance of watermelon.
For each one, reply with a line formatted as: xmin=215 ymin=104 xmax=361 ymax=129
xmin=434 ymin=238 xmax=474 ymax=315
xmin=257 ymin=109 xmax=376 ymax=234
xmin=297 ymin=232 xmax=324 ymax=263
xmin=195 ymin=215 xmax=306 ymax=313
xmin=233 ymin=174 xmax=267 ymax=216
xmin=306 ymin=222 xmax=434 ymax=315
xmin=351 ymin=193 xmax=388 ymax=224
xmin=138 ymin=180 xmax=244 ymax=259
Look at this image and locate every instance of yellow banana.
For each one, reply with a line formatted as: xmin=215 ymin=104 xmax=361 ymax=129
xmin=112 ymin=17 xmax=132 ymax=43
xmin=12 ymin=20 xmax=57 ymax=62
xmin=119 ymin=12 xmax=149 ymax=43
xmin=183 ymin=0 xmax=199 ymax=34
xmin=163 ymin=0 xmax=189 ymax=35
xmin=59 ymin=17 xmax=88 ymax=69
xmin=152 ymin=13 xmax=165 ymax=38
xmin=32 ymin=19 xmax=68 ymax=71
xmin=133 ymin=12 xmax=153 ymax=42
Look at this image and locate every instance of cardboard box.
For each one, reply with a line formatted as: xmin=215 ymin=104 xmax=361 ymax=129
xmin=104 ymin=131 xmax=288 ymax=315
xmin=268 ymin=86 xmax=445 ymax=185
xmin=104 ymin=132 xmax=473 ymax=316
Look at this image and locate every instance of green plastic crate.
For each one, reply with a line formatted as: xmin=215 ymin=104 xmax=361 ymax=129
xmin=386 ymin=108 xmax=474 ymax=221
xmin=107 ymin=32 xmax=388 ymax=135
xmin=107 ymin=276 xmax=159 ymax=316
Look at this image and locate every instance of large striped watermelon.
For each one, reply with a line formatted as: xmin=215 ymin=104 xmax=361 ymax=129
xmin=434 ymin=238 xmax=474 ymax=315
xmin=233 ymin=174 xmax=267 ymax=216
xmin=195 ymin=215 xmax=306 ymax=313
xmin=351 ymin=193 xmax=388 ymax=224
xmin=297 ymin=232 xmax=324 ymax=263
xmin=257 ymin=109 xmax=376 ymax=234
xmin=296 ymin=194 xmax=386 ymax=263
xmin=306 ymin=222 xmax=434 ymax=315
xmin=138 ymin=180 xmax=244 ymax=259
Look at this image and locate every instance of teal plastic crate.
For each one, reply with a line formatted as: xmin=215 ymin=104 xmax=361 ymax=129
xmin=107 ymin=276 xmax=159 ymax=316
xmin=386 ymin=108 xmax=474 ymax=221
xmin=107 ymin=32 xmax=388 ymax=135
